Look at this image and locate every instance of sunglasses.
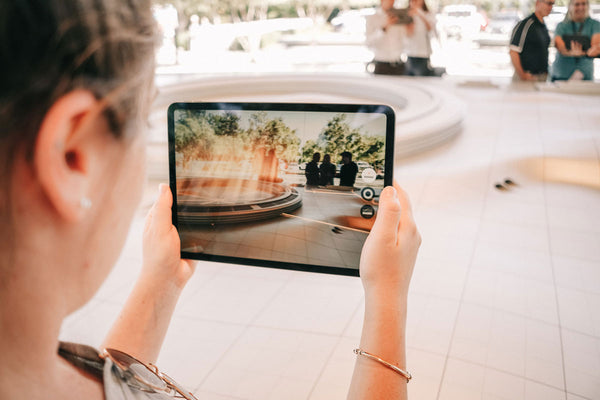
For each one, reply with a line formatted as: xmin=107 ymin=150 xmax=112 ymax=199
xmin=101 ymin=348 xmax=198 ymax=400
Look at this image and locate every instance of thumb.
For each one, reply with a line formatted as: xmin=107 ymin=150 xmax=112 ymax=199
xmin=370 ymin=186 xmax=402 ymax=242
xmin=151 ymin=183 xmax=174 ymax=228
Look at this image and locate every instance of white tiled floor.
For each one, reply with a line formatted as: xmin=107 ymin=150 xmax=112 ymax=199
xmin=60 ymin=78 xmax=600 ymax=399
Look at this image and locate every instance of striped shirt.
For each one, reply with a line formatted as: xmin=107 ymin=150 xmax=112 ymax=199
xmin=510 ymin=13 xmax=550 ymax=75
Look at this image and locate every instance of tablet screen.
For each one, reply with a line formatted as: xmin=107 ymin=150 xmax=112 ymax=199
xmin=563 ymin=35 xmax=591 ymax=52
xmin=168 ymin=102 xmax=395 ymax=276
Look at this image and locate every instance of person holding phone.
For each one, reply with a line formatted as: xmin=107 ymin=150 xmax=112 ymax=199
xmin=0 ymin=1 xmax=421 ymax=399
xmin=551 ymin=0 xmax=600 ymax=81
xmin=405 ymin=0 xmax=437 ymax=76
xmin=366 ymin=0 xmax=409 ymax=75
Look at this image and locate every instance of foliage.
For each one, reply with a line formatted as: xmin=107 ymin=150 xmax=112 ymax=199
xmin=301 ymin=139 xmax=321 ymax=162
xmin=174 ymin=110 xmax=300 ymax=165
xmin=247 ymin=112 xmax=300 ymax=162
xmin=175 ymin=110 xmax=383 ymax=171
xmin=174 ymin=110 xmax=215 ymax=165
xmin=207 ymin=112 xmax=241 ymax=136
xmin=300 ymin=114 xmax=385 ymax=168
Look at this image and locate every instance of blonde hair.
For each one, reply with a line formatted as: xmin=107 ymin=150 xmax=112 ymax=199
xmin=566 ymin=0 xmax=590 ymax=21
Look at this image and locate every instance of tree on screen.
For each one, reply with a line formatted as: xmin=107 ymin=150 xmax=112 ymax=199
xmin=174 ymin=110 xmax=215 ymax=166
xmin=247 ymin=112 xmax=300 ymax=181
xmin=300 ymin=114 xmax=385 ymax=169
xmin=207 ymin=112 xmax=241 ymax=136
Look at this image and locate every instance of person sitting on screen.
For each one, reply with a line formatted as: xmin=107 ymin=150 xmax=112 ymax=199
xmin=0 ymin=1 xmax=421 ymax=399
xmin=551 ymin=0 xmax=600 ymax=81
xmin=305 ymin=152 xmax=321 ymax=186
xmin=319 ymin=154 xmax=336 ymax=186
xmin=339 ymin=151 xmax=359 ymax=187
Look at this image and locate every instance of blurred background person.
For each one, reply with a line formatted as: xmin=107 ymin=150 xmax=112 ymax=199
xmin=366 ymin=0 xmax=408 ymax=75
xmin=509 ymin=0 xmax=554 ymax=81
xmin=405 ymin=0 xmax=437 ymax=76
xmin=551 ymin=0 xmax=600 ymax=81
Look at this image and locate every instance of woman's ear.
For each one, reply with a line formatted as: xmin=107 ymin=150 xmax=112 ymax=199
xmin=34 ymin=90 xmax=106 ymax=222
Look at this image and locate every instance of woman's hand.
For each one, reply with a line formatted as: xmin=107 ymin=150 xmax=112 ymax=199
xmin=384 ymin=13 xmax=399 ymax=30
xmin=568 ymin=41 xmax=586 ymax=57
xmin=587 ymin=43 xmax=600 ymax=58
xmin=141 ymin=183 xmax=195 ymax=292
xmin=359 ymin=181 xmax=421 ymax=302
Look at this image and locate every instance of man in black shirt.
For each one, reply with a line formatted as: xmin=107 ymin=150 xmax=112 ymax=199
xmin=509 ymin=0 xmax=554 ymax=81
xmin=305 ymin=152 xmax=321 ymax=186
xmin=339 ymin=152 xmax=358 ymax=187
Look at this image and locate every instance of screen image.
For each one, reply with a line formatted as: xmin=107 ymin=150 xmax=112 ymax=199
xmin=168 ymin=103 xmax=394 ymax=276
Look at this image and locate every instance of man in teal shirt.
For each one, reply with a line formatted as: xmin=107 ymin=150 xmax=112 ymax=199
xmin=551 ymin=0 xmax=600 ymax=81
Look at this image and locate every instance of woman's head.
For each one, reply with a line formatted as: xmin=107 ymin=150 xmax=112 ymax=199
xmin=0 ymin=0 xmax=157 ymax=304
xmin=567 ymin=0 xmax=589 ymax=21
xmin=0 ymin=0 xmax=156 ymax=158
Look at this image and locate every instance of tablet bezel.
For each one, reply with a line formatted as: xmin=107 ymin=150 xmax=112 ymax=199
xmin=167 ymin=102 xmax=395 ymax=276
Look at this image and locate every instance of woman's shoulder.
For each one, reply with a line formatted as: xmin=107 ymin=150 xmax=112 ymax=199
xmin=586 ymin=17 xmax=600 ymax=30
xmin=554 ymin=19 xmax=571 ymax=34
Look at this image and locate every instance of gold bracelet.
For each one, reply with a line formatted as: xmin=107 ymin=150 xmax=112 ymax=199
xmin=353 ymin=348 xmax=412 ymax=383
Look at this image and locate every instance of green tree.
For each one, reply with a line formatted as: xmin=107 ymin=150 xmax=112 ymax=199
xmin=301 ymin=139 xmax=321 ymax=163
xmin=300 ymin=113 xmax=385 ymax=168
xmin=247 ymin=112 xmax=300 ymax=162
xmin=207 ymin=111 xmax=241 ymax=136
xmin=174 ymin=110 xmax=215 ymax=166
xmin=247 ymin=112 xmax=300 ymax=181
xmin=319 ymin=114 xmax=359 ymax=164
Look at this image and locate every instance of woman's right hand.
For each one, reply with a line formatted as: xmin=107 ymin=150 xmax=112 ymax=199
xmin=568 ymin=41 xmax=586 ymax=57
xmin=359 ymin=181 xmax=421 ymax=302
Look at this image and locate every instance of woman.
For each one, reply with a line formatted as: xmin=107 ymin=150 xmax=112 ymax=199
xmin=405 ymin=0 xmax=437 ymax=76
xmin=551 ymin=0 xmax=600 ymax=81
xmin=0 ymin=1 xmax=421 ymax=399
xmin=319 ymin=154 xmax=336 ymax=186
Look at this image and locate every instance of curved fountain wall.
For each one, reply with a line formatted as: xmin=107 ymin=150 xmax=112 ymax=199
xmin=147 ymin=73 xmax=465 ymax=179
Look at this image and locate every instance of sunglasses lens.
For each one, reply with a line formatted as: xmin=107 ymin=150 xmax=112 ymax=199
xmin=106 ymin=349 xmax=167 ymax=390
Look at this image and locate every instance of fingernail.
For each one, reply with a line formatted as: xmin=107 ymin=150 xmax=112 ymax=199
xmin=381 ymin=185 xmax=397 ymax=199
xmin=159 ymin=183 xmax=167 ymax=193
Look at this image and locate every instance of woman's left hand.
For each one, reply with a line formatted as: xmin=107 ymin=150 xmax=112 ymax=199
xmin=587 ymin=43 xmax=600 ymax=58
xmin=142 ymin=183 xmax=196 ymax=291
xmin=569 ymin=41 xmax=586 ymax=57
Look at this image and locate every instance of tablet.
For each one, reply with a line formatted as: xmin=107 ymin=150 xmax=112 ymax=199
xmin=168 ymin=102 xmax=395 ymax=276
xmin=563 ymin=35 xmax=591 ymax=52
xmin=388 ymin=8 xmax=414 ymax=25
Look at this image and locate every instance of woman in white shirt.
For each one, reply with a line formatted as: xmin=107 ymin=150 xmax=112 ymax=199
xmin=405 ymin=0 xmax=437 ymax=76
